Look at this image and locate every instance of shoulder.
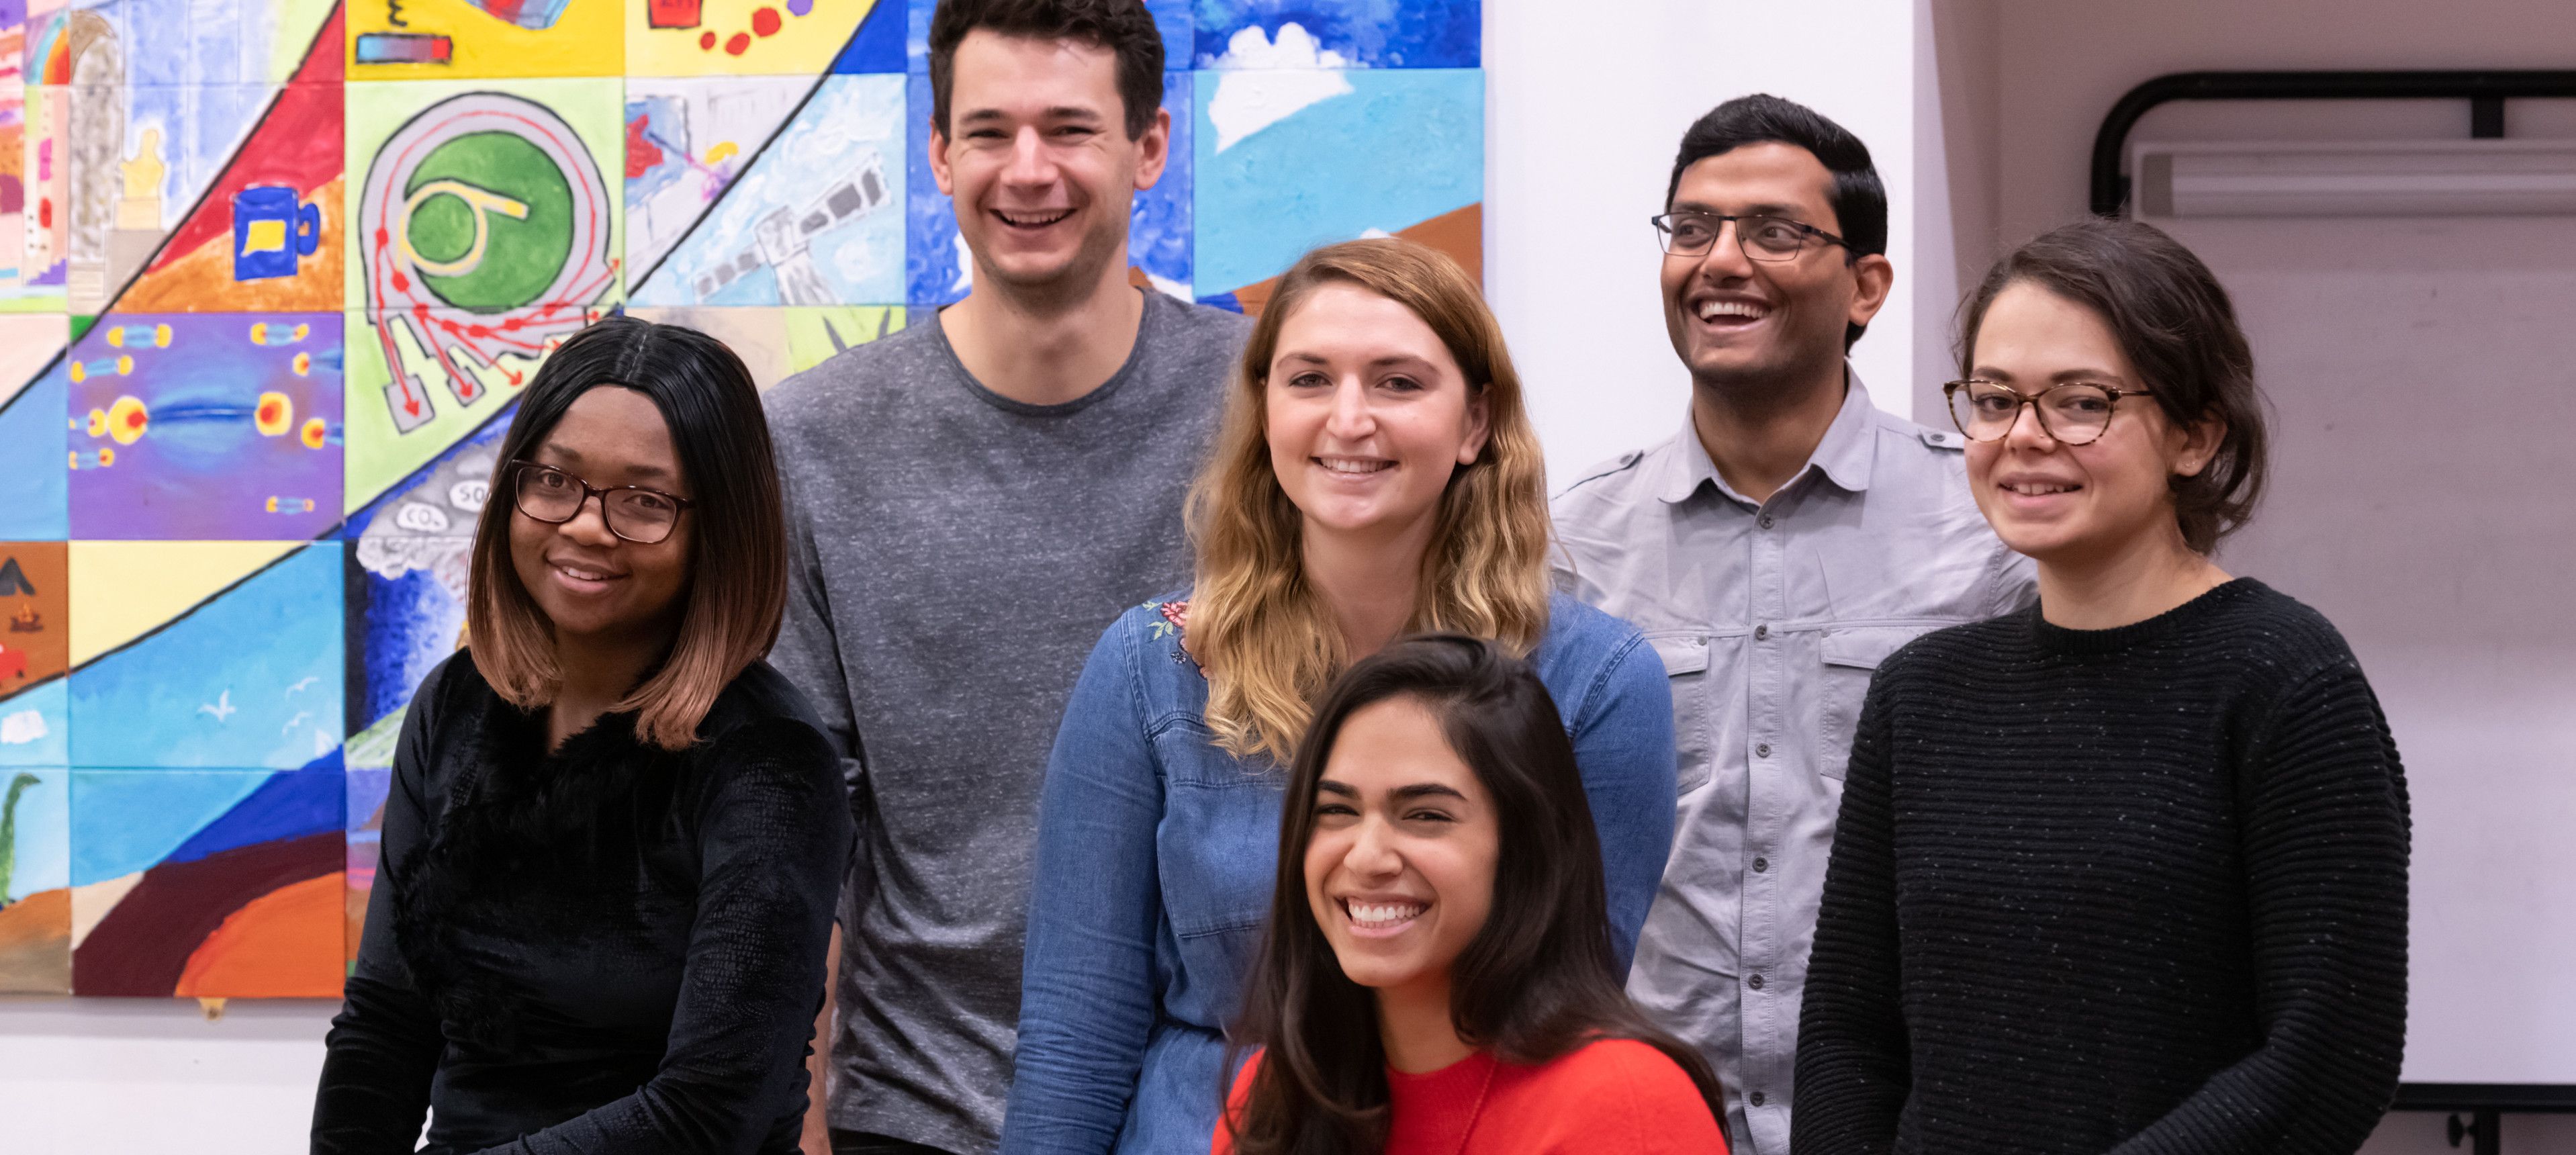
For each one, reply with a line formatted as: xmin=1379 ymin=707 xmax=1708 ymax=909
xmin=1147 ymin=291 xmax=1255 ymax=354
xmin=689 ymin=662 xmax=840 ymax=786
xmin=1872 ymin=612 xmax=2028 ymax=687
xmin=763 ymin=318 xmax=947 ymax=443
xmin=2195 ymin=581 xmax=2370 ymax=700
xmin=1550 ymin=441 xmax=1665 ymax=517
xmin=1513 ymin=1039 xmax=1710 ymax=1121
xmin=1529 ymin=595 xmax=1657 ymax=714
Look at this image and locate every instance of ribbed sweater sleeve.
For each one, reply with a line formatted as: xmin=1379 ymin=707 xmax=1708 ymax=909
xmin=1788 ymin=674 xmax=1906 ymax=1155
xmin=2105 ymin=661 xmax=2409 ymax=1155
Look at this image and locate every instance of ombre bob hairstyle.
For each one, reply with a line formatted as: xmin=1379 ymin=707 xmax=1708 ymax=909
xmin=465 ymin=315 xmax=786 ymax=751
xmin=1186 ymin=239 xmax=1553 ymax=764
xmin=1223 ymin=636 xmax=1721 ymax=1154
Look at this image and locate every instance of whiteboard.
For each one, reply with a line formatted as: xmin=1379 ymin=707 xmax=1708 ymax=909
xmin=2151 ymin=212 xmax=2576 ymax=1085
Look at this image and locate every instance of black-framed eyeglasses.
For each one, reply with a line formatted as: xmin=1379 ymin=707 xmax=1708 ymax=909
xmin=508 ymin=460 xmax=695 ymax=545
xmin=1649 ymin=212 xmax=1849 ymax=263
xmin=1942 ymin=379 xmax=2156 ymax=447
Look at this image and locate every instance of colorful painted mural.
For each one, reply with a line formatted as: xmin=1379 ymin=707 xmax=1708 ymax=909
xmin=0 ymin=0 xmax=1480 ymax=998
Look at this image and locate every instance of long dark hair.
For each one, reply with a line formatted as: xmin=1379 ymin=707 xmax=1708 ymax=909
xmin=465 ymin=314 xmax=786 ymax=750
xmin=1958 ymin=217 xmax=2270 ymax=553
xmin=1222 ymin=635 xmax=1720 ymax=1154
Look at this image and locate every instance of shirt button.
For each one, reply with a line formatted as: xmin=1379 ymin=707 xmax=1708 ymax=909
xmin=1749 ymin=974 xmax=1765 ymax=990
xmin=1750 ymin=1091 xmax=1767 ymax=1107
xmin=1752 ymin=856 xmax=1769 ymax=872
xmin=1753 ymin=623 xmax=1769 ymax=641
xmin=1758 ymin=513 xmax=1775 ymax=528
xmin=1755 ymin=743 xmax=1772 ymax=757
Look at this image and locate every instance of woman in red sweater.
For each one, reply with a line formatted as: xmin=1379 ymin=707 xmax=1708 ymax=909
xmin=1214 ymin=635 xmax=1727 ymax=1155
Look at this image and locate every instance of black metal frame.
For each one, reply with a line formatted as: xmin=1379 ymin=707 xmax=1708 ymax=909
xmin=2391 ymin=1084 xmax=2576 ymax=1155
xmin=2088 ymin=70 xmax=2576 ymax=216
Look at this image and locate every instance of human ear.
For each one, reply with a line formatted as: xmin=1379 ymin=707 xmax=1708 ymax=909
xmin=2171 ymin=412 xmax=2227 ymax=478
xmin=1132 ymin=106 xmax=1172 ymax=191
xmin=1457 ymin=387 xmax=1493 ymax=466
xmin=927 ymin=116 xmax=956 ymax=197
xmin=1846 ymin=252 xmax=1895 ymax=328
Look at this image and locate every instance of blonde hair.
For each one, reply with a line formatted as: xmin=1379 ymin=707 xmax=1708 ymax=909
xmin=1185 ymin=239 xmax=1552 ymax=764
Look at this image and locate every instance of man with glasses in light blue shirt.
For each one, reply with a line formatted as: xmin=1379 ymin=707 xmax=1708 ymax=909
xmin=1551 ymin=94 xmax=2035 ymax=1155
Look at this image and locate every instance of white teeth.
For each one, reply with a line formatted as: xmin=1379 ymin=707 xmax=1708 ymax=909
xmin=1317 ymin=457 xmax=1391 ymax=475
xmin=2005 ymin=482 xmax=2078 ymax=496
xmin=556 ymin=564 xmax=612 ymax=581
xmin=1698 ymin=299 xmax=1768 ymax=320
xmin=997 ymin=209 xmax=1071 ymax=227
xmin=1347 ymin=901 xmax=1426 ymax=926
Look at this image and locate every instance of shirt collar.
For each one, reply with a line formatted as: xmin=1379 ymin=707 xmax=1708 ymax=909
xmin=1656 ymin=364 xmax=1881 ymax=504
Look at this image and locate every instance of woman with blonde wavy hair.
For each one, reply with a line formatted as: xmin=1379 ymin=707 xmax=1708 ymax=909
xmin=1001 ymin=239 xmax=1680 ymax=1155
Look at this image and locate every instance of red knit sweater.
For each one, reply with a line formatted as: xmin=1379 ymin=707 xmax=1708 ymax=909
xmin=1211 ymin=1039 xmax=1727 ymax=1154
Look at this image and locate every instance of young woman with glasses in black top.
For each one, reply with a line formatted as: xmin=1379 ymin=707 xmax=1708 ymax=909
xmin=312 ymin=316 xmax=852 ymax=1154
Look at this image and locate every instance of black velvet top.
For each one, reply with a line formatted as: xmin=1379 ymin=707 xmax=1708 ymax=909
xmin=313 ymin=652 xmax=854 ymax=1155
xmin=1792 ymin=580 xmax=2409 ymax=1155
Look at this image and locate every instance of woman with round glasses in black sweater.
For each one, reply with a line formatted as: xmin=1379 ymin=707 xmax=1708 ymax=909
xmin=1793 ymin=219 xmax=2409 ymax=1155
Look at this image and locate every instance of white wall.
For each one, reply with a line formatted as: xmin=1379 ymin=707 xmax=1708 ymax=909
xmin=1490 ymin=0 xmax=1933 ymax=486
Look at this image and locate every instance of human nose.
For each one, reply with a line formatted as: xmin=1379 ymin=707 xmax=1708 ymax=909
xmin=561 ymin=491 xmax=620 ymax=545
xmin=1692 ymin=219 xmax=1757 ymax=281
xmin=2003 ymin=397 xmax=2058 ymax=451
xmin=1322 ymin=377 xmax=1375 ymax=442
xmin=1003 ymin=126 xmax=1054 ymax=186
xmin=1345 ymin=815 xmax=1404 ymax=878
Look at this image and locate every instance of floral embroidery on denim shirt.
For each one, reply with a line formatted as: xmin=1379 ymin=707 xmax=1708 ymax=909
xmin=1144 ymin=600 xmax=1197 ymax=667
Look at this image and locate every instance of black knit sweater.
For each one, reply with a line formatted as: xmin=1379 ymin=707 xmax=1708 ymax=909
xmin=1791 ymin=579 xmax=2409 ymax=1155
xmin=312 ymin=653 xmax=854 ymax=1154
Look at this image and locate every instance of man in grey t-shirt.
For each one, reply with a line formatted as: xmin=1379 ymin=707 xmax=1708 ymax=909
xmin=763 ymin=3 xmax=1248 ymax=1152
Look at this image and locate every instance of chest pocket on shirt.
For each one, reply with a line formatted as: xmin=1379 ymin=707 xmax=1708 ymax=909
xmin=1649 ymin=634 xmax=1714 ymax=795
xmin=1817 ymin=627 xmax=1924 ymax=781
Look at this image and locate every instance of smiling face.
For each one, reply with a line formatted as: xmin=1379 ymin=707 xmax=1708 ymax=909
xmin=1965 ymin=281 xmax=2221 ymax=568
xmin=1265 ymin=282 xmax=1491 ymax=549
xmin=929 ymin=30 xmax=1167 ymax=300
xmin=1305 ymin=694 xmax=1500 ymax=1001
xmin=1661 ymin=142 xmax=1890 ymax=393
xmin=507 ymin=386 xmax=694 ymax=648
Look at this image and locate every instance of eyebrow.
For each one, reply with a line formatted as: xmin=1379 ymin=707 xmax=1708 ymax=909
xmin=1275 ymin=352 xmax=1441 ymax=373
xmin=1671 ymin=200 xmax=1811 ymax=219
xmin=1312 ymin=780 xmax=1469 ymax=802
xmin=537 ymin=443 xmax=677 ymax=482
xmin=1971 ymin=366 xmax=2131 ymax=387
xmin=957 ymin=105 xmax=1104 ymax=125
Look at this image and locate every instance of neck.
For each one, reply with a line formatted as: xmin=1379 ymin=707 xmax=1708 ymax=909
xmin=1375 ymin=974 xmax=1474 ymax=1074
xmin=1690 ymin=359 xmax=1848 ymax=503
xmin=2033 ymin=521 xmax=2232 ymax=631
xmin=547 ymin=626 xmax=672 ymax=749
xmin=941 ymin=267 xmax=1145 ymax=408
xmin=1301 ymin=515 xmax=1437 ymax=659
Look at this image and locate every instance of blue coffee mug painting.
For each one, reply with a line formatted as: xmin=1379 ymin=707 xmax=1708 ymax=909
xmin=234 ymin=187 xmax=326 ymax=282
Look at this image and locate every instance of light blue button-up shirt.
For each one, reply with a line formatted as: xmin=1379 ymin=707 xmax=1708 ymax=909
xmin=1551 ymin=375 xmax=2035 ymax=1155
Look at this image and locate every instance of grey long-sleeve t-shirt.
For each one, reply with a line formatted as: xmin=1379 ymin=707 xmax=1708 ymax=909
xmin=763 ymin=290 xmax=1250 ymax=1153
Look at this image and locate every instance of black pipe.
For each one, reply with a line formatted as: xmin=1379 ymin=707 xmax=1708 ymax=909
xmin=2089 ymin=70 xmax=2576 ymax=216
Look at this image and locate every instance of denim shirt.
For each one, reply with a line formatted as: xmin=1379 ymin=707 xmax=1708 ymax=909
xmin=999 ymin=592 xmax=1680 ymax=1155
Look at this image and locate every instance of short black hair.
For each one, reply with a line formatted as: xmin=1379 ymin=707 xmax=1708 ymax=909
xmin=1669 ymin=95 xmax=1887 ymax=348
xmin=927 ymin=0 xmax=1165 ymax=140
